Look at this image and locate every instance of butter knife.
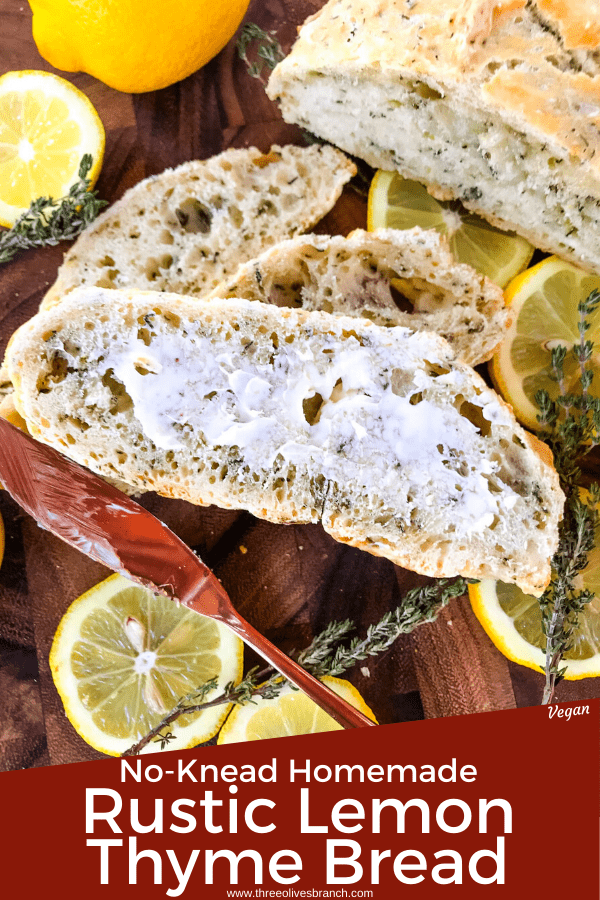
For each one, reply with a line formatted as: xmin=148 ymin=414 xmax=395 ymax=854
xmin=0 ymin=417 xmax=375 ymax=729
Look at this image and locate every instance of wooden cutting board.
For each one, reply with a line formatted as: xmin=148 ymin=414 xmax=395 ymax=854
xmin=1 ymin=0 xmax=598 ymax=770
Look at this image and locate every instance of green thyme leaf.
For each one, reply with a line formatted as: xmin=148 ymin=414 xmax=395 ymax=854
xmin=122 ymin=576 xmax=470 ymax=755
xmin=236 ymin=23 xmax=285 ymax=84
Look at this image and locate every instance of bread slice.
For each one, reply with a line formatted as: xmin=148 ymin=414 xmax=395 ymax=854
xmin=267 ymin=0 xmax=600 ymax=274
xmin=7 ymin=286 xmax=563 ymax=595
xmin=205 ymin=227 xmax=508 ymax=366
xmin=41 ymin=145 xmax=356 ymax=309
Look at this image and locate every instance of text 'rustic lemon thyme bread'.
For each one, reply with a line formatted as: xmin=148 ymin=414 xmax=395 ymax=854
xmin=41 ymin=144 xmax=356 ymax=309
xmin=7 ymin=287 xmax=563 ymax=595
xmin=206 ymin=227 xmax=509 ymax=366
xmin=267 ymin=0 xmax=600 ymax=275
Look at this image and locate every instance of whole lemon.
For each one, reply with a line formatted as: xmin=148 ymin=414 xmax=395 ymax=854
xmin=27 ymin=0 xmax=251 ymax=93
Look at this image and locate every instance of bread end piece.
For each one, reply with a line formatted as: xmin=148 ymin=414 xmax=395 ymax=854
xmin=268 ymin=1 xmax=600 ymax=275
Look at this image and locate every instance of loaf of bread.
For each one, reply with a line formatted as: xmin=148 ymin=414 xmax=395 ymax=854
xmin=7 ymin=286 xmax=563 ymax=595
xmin=206 ymin=227 xmax=509 ymax=366
xmin=267 ymin=0 xmax=600 ymax=274
xmin=41 ymin=144 xmax=357 ymax=309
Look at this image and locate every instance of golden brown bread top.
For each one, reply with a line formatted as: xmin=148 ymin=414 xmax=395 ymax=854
xmin=270 ymin=0 xmax=600 ymax=173
xmin=536 ymin=0 xmax=600 ymax=50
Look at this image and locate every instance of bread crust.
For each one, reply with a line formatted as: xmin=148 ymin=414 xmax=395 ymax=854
xmin=269 ymin=0 xmax=600 ymax=170
xmin=535 ymin=0 xmax=600 ymax=49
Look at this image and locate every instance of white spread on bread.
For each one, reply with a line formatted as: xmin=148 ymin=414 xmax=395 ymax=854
xmin=86 ymin=317 xmax=516 ymax=537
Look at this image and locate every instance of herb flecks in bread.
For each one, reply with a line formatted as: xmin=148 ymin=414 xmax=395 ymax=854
xmin=206 ymin=227 xmax=509 ymax=367
xmin=41 ymin=145 xmax=356 ymax=308
xmin=7 ymin=287 xmax=563 ymax=595
xmin=267 ymin=0 xmax=600 ymax=275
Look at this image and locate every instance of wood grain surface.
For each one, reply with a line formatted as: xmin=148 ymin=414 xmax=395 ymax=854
xmin=1 ymin=0 xmax=599 ymax=771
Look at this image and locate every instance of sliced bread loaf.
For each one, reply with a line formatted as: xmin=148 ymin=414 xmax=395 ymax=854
xmin=41 ymin=145 xmax=356 ymax=309
xmin=267 ymin=0 xmax=600 ymax=274
xmin=205 ymin=227 xmax=509 ymax=366
xmin=7 ymin=286 xmax=563 ymax=595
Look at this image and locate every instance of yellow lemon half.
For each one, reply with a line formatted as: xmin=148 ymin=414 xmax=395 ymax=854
xmin=50 ymin=574 xmax=244 ymax=755
xmin=0 ymin=70 xmax=104 ymax=227
xmin=367 ymin=170 xmax=533 ymax=288
xmin=28 ymin=0 xmax=251 ymax=94
xmin=218 ymin=676 xmax=377 ymax=743
xmin=490 ymin=256 xmax=600 ymax=430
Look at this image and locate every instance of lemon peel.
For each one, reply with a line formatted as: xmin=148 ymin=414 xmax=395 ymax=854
xmin=490 ymin=256 xmax=600 ymax=430
xmin=28 ymin=0 xmax=251 ymax=94
xmin=218 ymin=675 xmax=377 ymax=743
xmin=469 ymin=575 xmax=600 ymax=680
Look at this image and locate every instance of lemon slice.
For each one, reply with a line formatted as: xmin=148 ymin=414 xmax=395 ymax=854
xmin=0 ymin=70 xmax=104 ymax=227
xmin=217 ymin=675 xmax=377 ymax=743
xmin=491 ymin=256 xmax=600 ymax=430
xmin=367 ymin=170 xmax=533 ymax=288
xmin=469 ymin=549 xmax=600 ymax=680
xmin=50 ymin=574 xmax=243 ymax=755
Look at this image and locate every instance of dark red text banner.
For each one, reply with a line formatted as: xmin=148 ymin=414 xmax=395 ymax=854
xmin=2 ymin=700 xmax=598 ymax=897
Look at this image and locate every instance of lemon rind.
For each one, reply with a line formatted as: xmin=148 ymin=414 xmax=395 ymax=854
xmin=367 ymin=169 xmax=533 ymax=288
xmin=217 ymin=675 xmax=377 ymax=744
xmin=491 ymin=256 xmax=600 ymax=431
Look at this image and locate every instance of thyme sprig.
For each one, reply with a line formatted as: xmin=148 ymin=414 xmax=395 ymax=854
xmin=121 ymin=672 xmax=277 ymax=756
xmin=0 ymin=155 xmax=106 ymax=265
xmin=297 ymin=578 xmax=469 ymax=677
xmin=237 ymin=23 xmax=285 ymax=84
xmin=122 ymin=577 xmax=470 ymax=756
xmin=536 ymin=289 xmax=600 ymax=487
xmin=535 ymin=288 xmax=600 ymax=703
xmin=538 ymin=491 xmax=599 ymax=703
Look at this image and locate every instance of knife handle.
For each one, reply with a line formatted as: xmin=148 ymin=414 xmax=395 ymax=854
xmin=221 ymin=607 xmax=376 ymax=729
xmin=182 ymin=569 xmax=376 ymax=729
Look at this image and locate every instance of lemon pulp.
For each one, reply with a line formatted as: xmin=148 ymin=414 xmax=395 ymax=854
xmin=0 ymin=70 xmax=104 ymax=226
xmin=50 ymin=574 xmax=243 ymax=755
xmin=218 ymin=676 xmax=377 ymax=743
xmin=491 ymin=256 xmax=600 ymax=430
xmin=469 ymin=534 xmax=600 ymax=680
